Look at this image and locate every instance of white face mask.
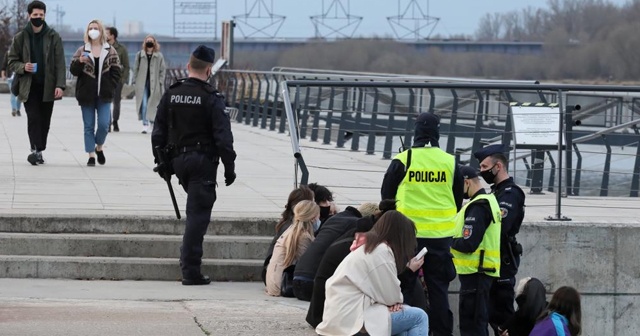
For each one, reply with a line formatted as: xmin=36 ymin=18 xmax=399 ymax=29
xmin=313 ymin=218 xmax=322 ymax=232
xmin=88 ymin=29 xmax=101 ymax=40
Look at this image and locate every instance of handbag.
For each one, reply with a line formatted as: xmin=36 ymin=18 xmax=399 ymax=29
xmin=280 ymin=264 xmax=296 ymax=297
xmin=10 ymin=74 xmax=20 ymax=96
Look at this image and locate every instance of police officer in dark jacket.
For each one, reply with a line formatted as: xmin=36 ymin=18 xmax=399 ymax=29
xmin=151 ymin=45 xmax=236 ymax=286
xmin=381 ymin=112 xmax=464 ymax=336
xmin=451 ymin=165 xmax=502 ymax=336
xmin=474 ymin=144 xmax=526 ymax=335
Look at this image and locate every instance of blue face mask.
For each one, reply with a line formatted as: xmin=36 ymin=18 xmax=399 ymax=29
xmin=313 ymin=218 xmax=322 ymax=232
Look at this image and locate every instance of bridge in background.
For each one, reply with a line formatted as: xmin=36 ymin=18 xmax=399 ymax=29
xmin=61 ymin=37 xmax=543 ymax=69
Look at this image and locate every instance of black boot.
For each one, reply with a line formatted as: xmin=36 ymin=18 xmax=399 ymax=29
xmin=181 ymin=275 xmax=211 ymax=286
xmin=113 ymin=121 xmax=119 ymax=132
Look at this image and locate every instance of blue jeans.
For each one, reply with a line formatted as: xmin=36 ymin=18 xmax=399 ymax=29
xmin=140 ymin=84 xmax=149 ymax=126
xmin=7 ymin=78 xmax=22 ymax=111
xmin=81 ymin=99 xmax=111 ymax=153
xmin=391 ymin=305 xmax=429 ymax=336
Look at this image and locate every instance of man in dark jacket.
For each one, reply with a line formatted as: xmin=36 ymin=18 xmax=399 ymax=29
xmin=8 ymin=0 xmax=66 ymax=165
xmin=106 ymin=26 xmax=129 ymax=132
xmin=292 ymin=205 xmax=366 ymax=301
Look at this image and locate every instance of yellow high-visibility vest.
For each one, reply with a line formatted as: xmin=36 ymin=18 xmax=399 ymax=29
xmin=451 ymin=194 xmax=502 ymax=277
xmin=395 ymin=147 xmax=457 ymax=238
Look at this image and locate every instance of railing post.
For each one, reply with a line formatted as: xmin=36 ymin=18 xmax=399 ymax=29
xmin=383 ymin=89 xmax=397 ymax=159
xmin=573 ymin=143 xmax=582 ymax=196
xmin=366 ymin=88 xmax=379 ymax=155
xmin=405 ymin=89 xmax=415 ymax=149
xmin=322 ymin=87 xmax=336 ymax=144
xmin=600 ymin=135 xmax=612 ymax=197
xmin=310 ymin=86 xmax=322 ymax=142
xmin=470 ymin=90 xmax=485 ymax=168
xmin=630 ymin=126 xmax=640 ymax=197
xmin=336 ymin=88 xmax=349 ymax=148
xmin=260 ymin=74 xmax=270 ymax=129
xmin=245 ymin=75 xmax=255 ymax=125
xmin=351 ymin=88 xmax=364 ymax=151
xmin=546 ymin=90 xmax=571 ymax=221
xmin=236 ymin=74 xmax=246 ymax=123
xmin=252 ymin=75 xmax=263 ymax=127
xmin=565 ymin=104 xmax=580 ymax=195
xmin=269 ymin=75 xmax=280 ymax=131
xmin=300 ymin=86 xmax=312 ymax=139
xmin=547 ymin=151 xmax=556 ymax=192
xmin=446 ymin=89 xmax=459 ymax=155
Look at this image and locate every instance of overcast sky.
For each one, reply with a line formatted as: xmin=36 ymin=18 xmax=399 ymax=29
xmin=43 ymin=0 xmax=630 ymax=39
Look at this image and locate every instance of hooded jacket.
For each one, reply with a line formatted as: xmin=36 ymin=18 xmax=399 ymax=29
xmin=7 ymin=21 xmax=66 ymax=103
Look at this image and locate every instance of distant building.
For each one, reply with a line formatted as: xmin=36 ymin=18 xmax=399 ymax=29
xmin=124 ymin=21 xmax=144 ymax=36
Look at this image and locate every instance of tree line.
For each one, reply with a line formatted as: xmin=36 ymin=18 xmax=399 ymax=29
xmin=236 ymin=0 xmax=640 ymax=82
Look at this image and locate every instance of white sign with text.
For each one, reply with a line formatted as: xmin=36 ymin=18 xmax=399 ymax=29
xmin=511 ymin=105 xmax=564 ymax=147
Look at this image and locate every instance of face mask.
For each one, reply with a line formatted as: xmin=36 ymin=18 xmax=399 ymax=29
xmin=313 ymin=218 xmax=322 ymax=232
xmin=319 ymin=206 xmax=331 ymax=221
xmin=145 ymin=41 xmax=154 ymax=48
xmin=88 ymin=29 xmax=101 ymax=40
xmin=463 ymin=183 xmax=470 ymax=200
xmin=30 ymin=17 xmax=44 ymax=27
xmin=480 ymin=164 xmax=497 ymax=185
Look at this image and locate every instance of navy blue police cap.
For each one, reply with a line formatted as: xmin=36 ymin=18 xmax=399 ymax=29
xmin=415 ymin=112 xmax=440 ymax=128
xmin=459 ymin=165 xmax=479 ymax=179
xmin=192 ymin=45 xmax=215 ymax=64
xmin=473 ymin=144 xmax=508 ymax=163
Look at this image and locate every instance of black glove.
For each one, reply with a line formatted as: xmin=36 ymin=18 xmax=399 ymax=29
xmin=225 ymin=171 xmax=236 ymax=186
xmin=153 ymin=163 xmax=167 ymax=179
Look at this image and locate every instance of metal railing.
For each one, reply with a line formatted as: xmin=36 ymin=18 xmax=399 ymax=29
xmin=203 ymin=69 xmax=640 ymax=219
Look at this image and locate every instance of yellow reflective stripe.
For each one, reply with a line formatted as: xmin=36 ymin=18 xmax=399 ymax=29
xmin=397 ymin=207 xmax=457 ymax=218
xmin=453 ymin=258 xmax=500 ymax=268
xmin=415 ymin=221 xmax=455 ymax=231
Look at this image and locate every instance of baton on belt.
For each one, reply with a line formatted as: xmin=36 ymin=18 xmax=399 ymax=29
xmin=154 ymin=146 xmax=181 ymax=220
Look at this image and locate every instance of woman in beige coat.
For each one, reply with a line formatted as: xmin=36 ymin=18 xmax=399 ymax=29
xmin=316 ymin=211 xmax=429 ymax=336
xmin=133 ymin=35 xmax=166 ymax=134
xmin=265 ymin=200 xmax=318 ymax=296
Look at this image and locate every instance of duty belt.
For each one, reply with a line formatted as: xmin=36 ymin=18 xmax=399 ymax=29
xmin=177 ymin=144 xmax=211 ymax=154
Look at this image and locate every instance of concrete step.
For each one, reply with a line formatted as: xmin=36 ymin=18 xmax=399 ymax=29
xmin=0 ymin=233 xmax=272 ymax=260
xmin=0 ymin=255 xmax=262 ymax=281
xmin=0 ymin=215 xmax=277 ymax=236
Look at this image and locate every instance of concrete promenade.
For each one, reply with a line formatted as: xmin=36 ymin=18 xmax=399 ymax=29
xmin=1 ymin=94 xmax=640 ymax=335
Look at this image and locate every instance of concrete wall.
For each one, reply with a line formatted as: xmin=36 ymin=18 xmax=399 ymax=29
xmin=448 ymin=221 xmax=640 ymax=336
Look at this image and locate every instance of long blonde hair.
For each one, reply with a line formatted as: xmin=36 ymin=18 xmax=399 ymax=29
xmin=283 ymin=200 xmax=319 ymax=267
xmin=84 ymin=19 xmax=106 ymax=44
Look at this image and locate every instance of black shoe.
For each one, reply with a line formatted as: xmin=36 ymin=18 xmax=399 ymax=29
xmin=16 ymin=110 xmax=21 ymax=116
xmin=96 ymin=148 xmax=106 ymax=165
xmin=27 ymin=153 xmax=38 ymax=165
xmin=11 ymin=110 xmax=16 ymax=116
xmin=113 ymin=122 xmax=119 ymax=132
xmin=87 ymin=157 xmax=96 ymax=166
xmin=36 ymin=152 xmax=45 ymax=164
xmin=181 ymin=275 xmax=211 ymax=286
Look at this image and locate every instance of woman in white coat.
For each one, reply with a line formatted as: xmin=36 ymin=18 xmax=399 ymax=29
xmin=133 ymin=35 xmax=166 ymax=134
xmin=316 ymin=210 xmax=429 ymax=336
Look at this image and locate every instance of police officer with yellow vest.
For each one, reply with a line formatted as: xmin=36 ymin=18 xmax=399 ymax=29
xmin=382 ymin=112 xmax=464 ymax=336
xmin=474 ymin=144 xmax=526 ymax=335
xmin=451 ymin=165 xmax=502 ymax=336
xmin=151 ymin=45 xmax=236 ymax=286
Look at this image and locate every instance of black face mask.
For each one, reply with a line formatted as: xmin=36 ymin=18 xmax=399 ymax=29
xmin=30 ymin=17 xmax=44 ymax=28
xmin=463 ymin=183 xmax=470 ymax=200
xmin=480 ymin=165 xmax=497 ymax=185
xmin=145 ymin=41 xmax=154 ymax=48
xmin=319 ymin=206 xmax=331 ymax=222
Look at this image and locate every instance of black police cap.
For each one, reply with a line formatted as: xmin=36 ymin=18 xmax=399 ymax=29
xmin=192 ymin=45 xmax=215 ymax=64
xmin=415 ymin=112 xmax=440 ymax=128
xmin=474 ymin=144 xmax=508 ymax=163
xmin=459 ymin=165 xmax=479 ymax=179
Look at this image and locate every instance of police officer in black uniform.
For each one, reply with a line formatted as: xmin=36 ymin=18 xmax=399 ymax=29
xmin=474 ymin=144 xmax=526 ymax=335
xmin=451 ymin=165 xmax=502 ymax=336
xmin=151 ymin=45 xmax=236 ymax=286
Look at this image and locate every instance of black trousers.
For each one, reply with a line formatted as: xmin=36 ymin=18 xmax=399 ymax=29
xmin=418 ymin=237 xmax=456 ymax=336
xmin=489 ymin=276 xmax=516 ymax=335
xmin=459 ymin=273 xmax=493 ymax=336
xmin=24 ymin=83 xmax=54 ymax=152
xmin=173 ymin=152 xmax=218 ymax=279
xmin=111 ymin=82 xmax=123 ymax=123
xmin=292 ymin=279 xmax=314 ymax=301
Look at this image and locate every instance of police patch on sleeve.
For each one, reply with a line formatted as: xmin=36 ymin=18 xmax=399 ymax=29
xmin=463 ymin=225 xmax=473 ymax=239
xmin=500 ymin=207 xmax=508 ymax=218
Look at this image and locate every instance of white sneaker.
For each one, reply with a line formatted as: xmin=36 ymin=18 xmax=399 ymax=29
xmin=142 ymin=125 xmax=148 ymax=134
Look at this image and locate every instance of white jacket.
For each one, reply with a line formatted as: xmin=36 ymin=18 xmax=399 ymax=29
xmin=316 ymin=243 xmax=403 ymax=336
